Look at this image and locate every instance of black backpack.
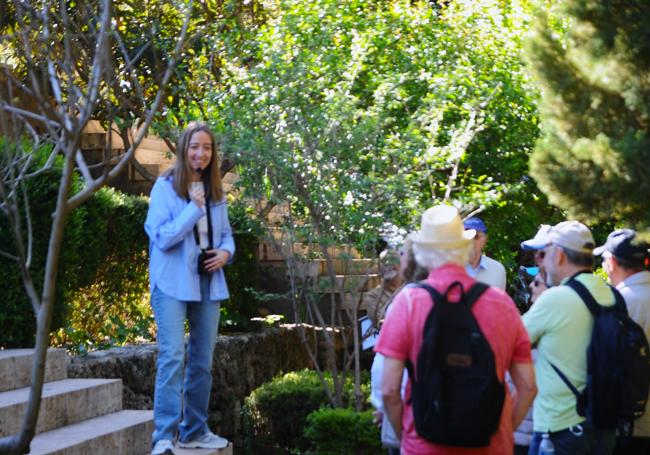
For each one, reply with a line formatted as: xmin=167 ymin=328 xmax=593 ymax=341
xmin=405 ymin=281 xmax=505 ymax=447
xmin=550 ymin=278 xmax=650 ymax=430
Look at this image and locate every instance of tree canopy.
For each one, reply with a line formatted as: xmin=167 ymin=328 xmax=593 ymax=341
xmin=212 ymin=0 xmax=547 ymax=260
xmin=527 ymin=0 xmax=650 ymax=230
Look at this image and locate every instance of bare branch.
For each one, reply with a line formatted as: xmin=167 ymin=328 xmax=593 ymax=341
xmin=74 ymin=149 xmax=96 ymax=185
xmin=41 ymin=3 xmax=64 ymax=107
xmin=68 ymin=0 xmax=195 ymax=210
xmin=20 ymin=177 xmax=34 ymax=269
xmin=24 ymin=143 xmax=61 ymax=179
xmin=0 ymin=250 xmax=19 ymax=262
xmin=77 ymin=0 xmax=113 ymax=130
xmin=129 ymin=153 xmax=158 ymax=181
xmin=0 ymin=102 xmax=61 ymax=128
xmin=112 ymin=29 xmax=150 ymax=104
xmin=0 ymin=162 xmax=41 ymax=315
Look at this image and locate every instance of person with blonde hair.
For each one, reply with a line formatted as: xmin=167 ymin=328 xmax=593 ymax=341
xmin=145 ymin=122 xmax=234 ymax=455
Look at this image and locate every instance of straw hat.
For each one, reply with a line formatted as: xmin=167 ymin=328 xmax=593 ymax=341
xmin=410 ymin=205 xmax=475 ymax=248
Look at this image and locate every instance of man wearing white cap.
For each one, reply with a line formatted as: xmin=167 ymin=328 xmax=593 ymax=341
xmin=376 ymin=205 xmax=535 ymax=454
xmin=522 ymin=221 xmax=617 ymax=455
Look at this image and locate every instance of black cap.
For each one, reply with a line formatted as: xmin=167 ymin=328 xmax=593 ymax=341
xmin=593 ymin=229 xmax=649 ymax=264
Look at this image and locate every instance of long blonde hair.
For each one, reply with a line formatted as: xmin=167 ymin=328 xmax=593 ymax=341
xmin=168 ymin=122 xmax=223 ymax=202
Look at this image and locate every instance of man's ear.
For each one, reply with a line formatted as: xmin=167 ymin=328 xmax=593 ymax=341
xmin=554 ymin=247 xmax=565 ymax=266
xmin=606 ymin=255 xmax=618 ymax=270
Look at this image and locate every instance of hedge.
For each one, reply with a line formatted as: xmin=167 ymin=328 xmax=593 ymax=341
xmin=242 ymin=369 xmax=370 ymax=454
xmin=1 ymin=161 xmax=259 ymax=349
xmin=304 ymin=407 xmax=381 ymax=454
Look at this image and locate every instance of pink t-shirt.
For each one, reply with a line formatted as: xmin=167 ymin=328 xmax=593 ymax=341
xmin=375 ymin=264 xmax=532 ymax=455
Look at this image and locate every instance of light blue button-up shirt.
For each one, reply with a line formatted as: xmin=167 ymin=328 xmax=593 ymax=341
xmin=145 ymin=176 xmax=235 ymax=302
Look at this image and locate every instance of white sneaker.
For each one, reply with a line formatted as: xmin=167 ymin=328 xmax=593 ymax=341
xmin=151 ymin=439 xmax=175 ymax=455
xmin=179 ymin=430 xmax=229 ymax=449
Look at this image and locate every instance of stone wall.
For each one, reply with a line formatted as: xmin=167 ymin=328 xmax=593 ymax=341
xmin=67 ymin=324 xmax=343 ymax=442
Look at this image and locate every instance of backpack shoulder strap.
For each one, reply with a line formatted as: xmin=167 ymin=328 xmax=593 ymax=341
xmin=411 ymin=282 xmax=444 ymax=303
xmin=566 ymin=278 xmax=601 ymax=316
xmin=549 ymin=362 xmax=582 ymax=400
xmin=550 ymin=278 xmax=594 ymax=404
xmin=551 ymin=277 xmax=628 ymax=409
xmin=567 ymin=277 xmax=628 ymax=316
xmin=610 ymin=286 xmax=628 ymax=315
xmin=463 ymin=282 xmax=489 ymax=309
xmin=404 ymin=282 xmax=444 ymax=388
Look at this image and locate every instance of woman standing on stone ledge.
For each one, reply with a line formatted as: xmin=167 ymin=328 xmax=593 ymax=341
xmin=145 ymin=122 xmax=235 ymax=455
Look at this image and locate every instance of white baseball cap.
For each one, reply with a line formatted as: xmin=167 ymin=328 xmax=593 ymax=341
xmin=521 ymin=221 xmax=594 ymax=254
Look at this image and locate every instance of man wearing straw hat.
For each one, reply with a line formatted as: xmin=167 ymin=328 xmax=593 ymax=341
xmin=376 ymin=205 xmax=536 ymax=454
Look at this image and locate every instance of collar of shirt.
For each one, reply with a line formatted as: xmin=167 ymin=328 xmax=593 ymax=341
xmin=618 ymin=270 xmax=650 ymax=290
xmin=465 ymin=254 xmax=486 ymax=277
xmin=428 ymin=263 xmax=470 ymax=280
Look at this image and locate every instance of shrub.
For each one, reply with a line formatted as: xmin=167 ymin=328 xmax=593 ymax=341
xmin=51 ymin=187 xmax=153 ymax=353
xmin=242 ymin=369 xmax=370 ymax=454
xmin=0 ymin=159 xmax=86 ymax=348
xmin=220 ymin=199 xmax=262 ymax=331
xmin=304 ymin=408 xmax=381 ymax=455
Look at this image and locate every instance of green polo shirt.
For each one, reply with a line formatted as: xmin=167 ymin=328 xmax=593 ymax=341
xmin=523 ymin=273 xmax=615 ymax=432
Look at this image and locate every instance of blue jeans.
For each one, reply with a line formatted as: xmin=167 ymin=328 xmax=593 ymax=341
xmin=528 ymin=423 xmax=616 ymax=455
xmin=151 ymin=276 xmax=221 ymax=445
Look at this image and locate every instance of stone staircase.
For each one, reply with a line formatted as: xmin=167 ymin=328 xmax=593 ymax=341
xmin=0 ymin=349 xmax=232 ymax=455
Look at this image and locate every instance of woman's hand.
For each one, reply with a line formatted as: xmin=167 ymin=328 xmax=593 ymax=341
xmin=202 ymin=249 xmax=230 ymax=272
xmin=189 ymin=186 xmax=205 ymax=208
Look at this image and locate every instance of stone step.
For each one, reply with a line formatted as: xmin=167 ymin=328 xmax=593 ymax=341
xmin=0 ymin=349 xmax=68 ymax=393
xmin=0 ymin=378 xmax=123 ymax=437
xmin=173 ymin=443 xmax=233 ymax=455
xmin=28 ymin=410 xmax=153 ymax=455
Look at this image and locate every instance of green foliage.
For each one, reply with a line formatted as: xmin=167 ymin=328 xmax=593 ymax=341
xmin=0 ymin=145 xmax=152 ymax=350
xmin=212 ymin=0 xmax=546 ymax=259
xmin=303 ymin=408 xmax=381 ymax=455
xmin=242 ymin=369 xmax=370 ymax=453
xmin=527 ymin=0 xmax=650 ymax=229
xmin=51 ymin=187 xmax=153 ymax=353
xmin=0 ymin=160 xmax=80 ymax=347
xmin=220 ymin=199 xmax=263 ymax=331
xmin=202 ymin=0 xmax=553 ymax=409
